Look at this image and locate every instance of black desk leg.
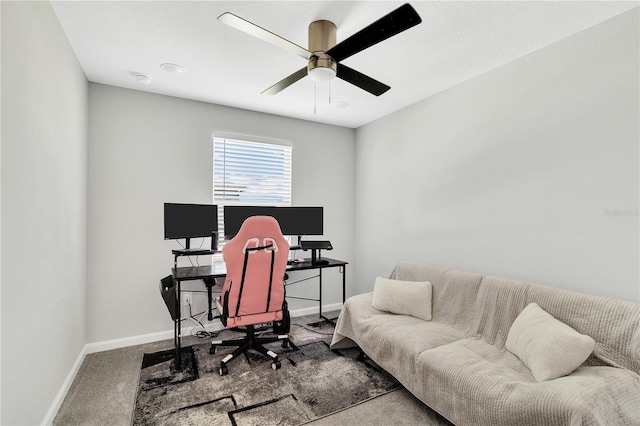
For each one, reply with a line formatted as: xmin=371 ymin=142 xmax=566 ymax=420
xmin=207 ymin=281 xmax=214 ymax=321
xmin=175 ymin=279 xmax=182 ymax=368
xmin=342 ymin=265 xmax=346 ymax=303
xmin=318 ymin=268 xmax=323 ymax=319
xmin=319 ymin=267 xmax=339 ymax=325
xmin=321 ymin=265 xmax=346 ymax=324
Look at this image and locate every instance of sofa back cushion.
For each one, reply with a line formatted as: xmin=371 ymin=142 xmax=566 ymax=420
xmin=470 ymin=273 xmax=640 ymax=374
xmin=470 ymin=275 xmax=530 ymax=348
xmin=390 ymin=261 xmax=482 ymax=333
xmin=525 ymin=282 xmax=640 ymax=374
xmin=390 ymin=262 xmax=640 ymax=375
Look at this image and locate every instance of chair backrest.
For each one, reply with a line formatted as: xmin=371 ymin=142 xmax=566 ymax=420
xmin=221 ymin=216 xmax=289 ymax=324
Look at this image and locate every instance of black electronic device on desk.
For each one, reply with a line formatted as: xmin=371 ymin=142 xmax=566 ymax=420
xmin=171 ymin=248 xmax=214 ymax=256
xmin=300 ymin=240 xmax=333 ymax=265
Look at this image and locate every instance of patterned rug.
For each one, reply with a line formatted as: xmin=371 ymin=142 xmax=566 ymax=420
xmin=133 ymin=317 xmax=399 ymax=425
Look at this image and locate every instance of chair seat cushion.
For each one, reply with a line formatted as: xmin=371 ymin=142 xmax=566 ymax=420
xmin=215 ymin=296 xmax=282 ymax=329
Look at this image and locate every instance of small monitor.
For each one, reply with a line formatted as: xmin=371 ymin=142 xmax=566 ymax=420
xmin=223 ymin=206 xmax=323 ymax=239
xmin=164 ymin=203 xmax=218 ymax=247
xmin=277 ymin=207 xmax=323 ymax=236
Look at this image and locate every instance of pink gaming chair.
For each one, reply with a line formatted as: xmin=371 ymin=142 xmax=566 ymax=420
xmin=210 ymin=215 xmax=290 ymax=376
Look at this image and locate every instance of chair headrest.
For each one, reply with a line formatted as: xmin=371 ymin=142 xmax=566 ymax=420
xmin=223 ymin=215 xmax=288 ymax=256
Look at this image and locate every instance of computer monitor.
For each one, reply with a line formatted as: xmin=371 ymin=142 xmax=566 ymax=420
xmin=164 ymin=203 xmax=218 ymax=249
xmin=223 ymin=206 xmax=323 ymax=239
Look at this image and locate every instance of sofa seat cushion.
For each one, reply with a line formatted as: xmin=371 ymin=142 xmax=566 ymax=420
xmin=331 ymin=293 xmax=467 ymax=390
xmin=415 ymin=338 xmax=640 ymax=426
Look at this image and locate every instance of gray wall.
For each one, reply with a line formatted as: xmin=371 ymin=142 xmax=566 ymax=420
xmin=354 ymin=9 xmax=639 ymax=302
xmin=87 ymin=84 xmax=355 ymax=344
xmin=1 ymin=2 xmax=88 ymax=425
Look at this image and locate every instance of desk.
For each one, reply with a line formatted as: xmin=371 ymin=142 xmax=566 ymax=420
xmin=171 ymin=257 xmax=348 ymax=367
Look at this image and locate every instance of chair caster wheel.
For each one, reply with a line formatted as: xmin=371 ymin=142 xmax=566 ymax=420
xmin=271 ymin=360 xmax=281 ymax=371
xmin=209 ymin=346 xmax=217 ymax=355
xmin=282 ymin=339 xmax=290 ymax=348
xmin=219 ymin=364 xmax=228 ymax=376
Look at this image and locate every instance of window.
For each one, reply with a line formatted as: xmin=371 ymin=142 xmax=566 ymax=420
xmin=213 ymin=136 xmax=292 ymax=242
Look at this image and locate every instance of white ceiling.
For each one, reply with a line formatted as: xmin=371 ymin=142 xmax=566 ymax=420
xmin=50 ymin=1 xmax=637 ymax=129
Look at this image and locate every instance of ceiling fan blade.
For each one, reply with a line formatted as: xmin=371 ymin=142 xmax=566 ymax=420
xmin=326 ymin=3 xmax=422 ymax=62
xmin=261 ymin=67 xmax=308 ymax=95
xmin=336 ymin=64 xmax=390 ymax=96
xmin=218 ymin=12 xmax=310 ymax=60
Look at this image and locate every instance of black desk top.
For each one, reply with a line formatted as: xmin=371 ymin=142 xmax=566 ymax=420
xmin=286 ymin=257 xmax=348 ymax=271
xmin=172 ymin=257 xmax=348 ymax=281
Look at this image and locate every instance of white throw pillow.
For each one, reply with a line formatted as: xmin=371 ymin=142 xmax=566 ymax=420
xmin=506 ymin=303 xmax=595 ymax=382
xmin=371 ymin=277 xmax=432 ymax=321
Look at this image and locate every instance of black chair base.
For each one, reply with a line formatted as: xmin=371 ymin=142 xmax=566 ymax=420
xmin=210 ymin=324 xmax=290 ymax=376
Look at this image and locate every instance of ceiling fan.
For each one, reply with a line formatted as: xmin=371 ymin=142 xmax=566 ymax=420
xmin=218 ymin=3 xmax=422 ymax=96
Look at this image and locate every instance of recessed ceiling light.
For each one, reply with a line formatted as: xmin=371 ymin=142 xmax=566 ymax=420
xmin=160 ymin=63 xmax=186 ymax=74
xmin=330 ymin=101 xmax=349 ymax=109
xmin=135 ymin=74 xmax=152 ymax=85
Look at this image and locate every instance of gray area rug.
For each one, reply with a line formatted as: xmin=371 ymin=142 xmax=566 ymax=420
xmin=133 ymin=319 xmax=399 ymax=425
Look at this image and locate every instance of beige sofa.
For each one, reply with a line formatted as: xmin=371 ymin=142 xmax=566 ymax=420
xmin=331 ymin=262 xmax=640 ymax=425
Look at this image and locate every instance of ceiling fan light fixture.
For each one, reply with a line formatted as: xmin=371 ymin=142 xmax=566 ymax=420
xmin=308 ymin=66 xmax=336 ymax=82
xmin=307 ymin=53 xmax=337 ymax=82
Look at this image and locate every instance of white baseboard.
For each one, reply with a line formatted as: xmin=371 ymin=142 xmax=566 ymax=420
xmin=85 ymin=302 xmax=342 ymax=354
xmin=288 ymin=302 xmax=343 ymax=319
xmin=46 ymin=302 xmax=343 ymax=423
xmin=41 ymin=345 xmax=87 ymax=425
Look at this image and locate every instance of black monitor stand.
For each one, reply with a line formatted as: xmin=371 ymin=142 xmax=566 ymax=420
xmin=300 ymin=240 xmax=332 ymax=265
xmin=309 ymin=249 xmax=329 ymax=266
xmin=172 ymin=233 xmax=218 ymax=256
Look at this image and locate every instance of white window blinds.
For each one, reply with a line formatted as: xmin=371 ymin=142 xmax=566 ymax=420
xmin=213 ymin=137 xmax=292 ymax=205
